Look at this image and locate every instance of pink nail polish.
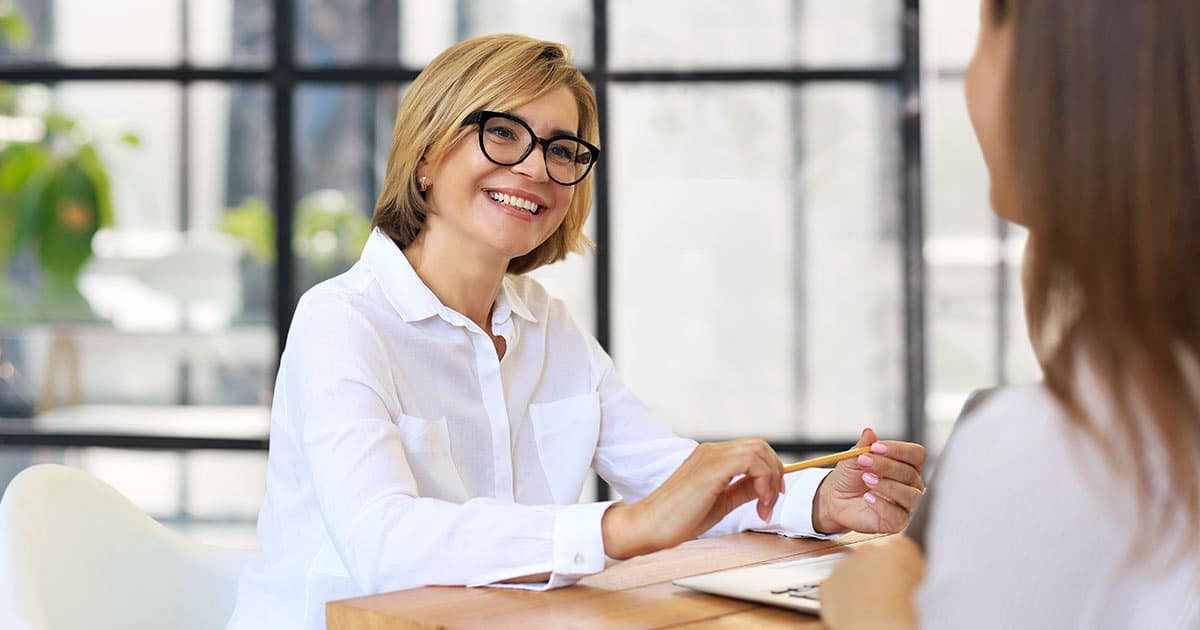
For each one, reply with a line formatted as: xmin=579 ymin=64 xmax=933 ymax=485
xmin=864 ymin=492 xmax=877 ymax=505
xmin=862 ymin=472 xmax=879 ymax=486
xmin=857 ymin=454 xmax=873 ymax=467
xmin=871 ymin=442 xmax=888 ymax=455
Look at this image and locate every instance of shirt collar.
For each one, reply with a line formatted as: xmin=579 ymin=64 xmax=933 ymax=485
xmin=362 ymin=228 xmax=537 ymax=326
xmin=362 ymin=229 xmax=441 ymax=323
xmin=494 ymin=276 xmax=538 ymax=325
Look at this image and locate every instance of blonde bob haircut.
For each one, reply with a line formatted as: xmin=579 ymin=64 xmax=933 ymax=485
xmin=371 ymin=34 xmax=598 ymax=275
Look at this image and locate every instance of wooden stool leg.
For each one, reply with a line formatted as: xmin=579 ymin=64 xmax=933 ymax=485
xmin=37 ymin=329 xmax=82 ymax=413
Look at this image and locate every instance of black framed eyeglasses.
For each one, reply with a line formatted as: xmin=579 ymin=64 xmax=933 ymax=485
xmin=462 ymin=110 xmax=600 ymax=186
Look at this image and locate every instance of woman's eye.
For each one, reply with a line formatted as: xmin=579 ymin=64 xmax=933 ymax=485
xmin=485 ymin=126 xmax=519 ymax=141
xmin=547 ymin=145 xmax=574 ymax=162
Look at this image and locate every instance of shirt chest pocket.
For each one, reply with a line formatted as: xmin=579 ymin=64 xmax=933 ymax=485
xmin=529 ymin=392 xmax=601 ymax=505
xmin=394 ymin=413 xmax=469 ymax=503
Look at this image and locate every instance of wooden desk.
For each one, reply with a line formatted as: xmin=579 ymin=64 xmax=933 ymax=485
xmin=327 ymin=531 xmax=886 ymax=629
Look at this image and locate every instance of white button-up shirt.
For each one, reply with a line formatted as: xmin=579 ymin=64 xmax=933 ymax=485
xmin=227 ymin=229 xmax=832 ymax=630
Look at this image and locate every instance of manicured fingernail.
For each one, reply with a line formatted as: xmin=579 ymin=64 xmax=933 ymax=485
xmin=861 ymin=427 xmax=870 ymax=437
xmin=864 ymin=492 xmax=877 ymax=505
xmin=871 ymin=442 xmax=888 ymax=455
xmin=862 ymin=472 xmax=879 ymax=486
xmin=857 ymin=454 xmax=873 ymax=467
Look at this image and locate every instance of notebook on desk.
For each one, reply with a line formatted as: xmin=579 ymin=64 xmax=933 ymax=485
xmin=673 ymin=388 xmax=998 ymax=615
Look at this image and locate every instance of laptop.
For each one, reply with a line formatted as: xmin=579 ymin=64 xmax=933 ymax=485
xmin=672 ymin=549 xmax=844 ymax=614
xmin=672 ymin=388 xmax=997 ymax=615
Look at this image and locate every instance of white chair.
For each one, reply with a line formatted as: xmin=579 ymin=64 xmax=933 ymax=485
xmin=0 ymin=464 xmax=256 ymax=630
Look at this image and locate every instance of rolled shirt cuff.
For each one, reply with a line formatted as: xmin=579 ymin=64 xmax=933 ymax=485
xmin=753 ymin=468 xmax=843 ymax=540
xmin=480 ymin=500 xmax=618 ymax=591
xmin=552 ymin=499 xmax=618 ymax=577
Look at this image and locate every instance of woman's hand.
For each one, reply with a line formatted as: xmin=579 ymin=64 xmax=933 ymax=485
xmin=821 ymin=534 xmax=925 ymax=630
xmin=812 ymin=428 xmax=926 ymax=534
xmin=601 ymin=438 xmax=784 ymax=560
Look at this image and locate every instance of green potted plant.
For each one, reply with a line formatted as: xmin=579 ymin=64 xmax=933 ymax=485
xmin=0 ymin=89 xmax=138 ymax=319
xmin=0 ymin=6 xmax=134 ymax=320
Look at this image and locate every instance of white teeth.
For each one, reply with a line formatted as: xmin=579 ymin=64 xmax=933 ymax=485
xmin=488 ymin=191 xmax=540 ymax=215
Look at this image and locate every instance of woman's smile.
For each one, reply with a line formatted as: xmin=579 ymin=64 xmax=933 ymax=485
xmin=483 ymin=187 xmax=548 ymax=221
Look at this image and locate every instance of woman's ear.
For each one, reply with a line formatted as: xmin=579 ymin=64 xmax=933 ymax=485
xmin=414 ymin=157 xmax=433 ymax=193
xmin=415 ymin=156 xmax=428 ymax=183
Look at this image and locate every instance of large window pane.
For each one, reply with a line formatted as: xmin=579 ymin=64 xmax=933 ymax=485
xmin=924 ymin=263 xmax=996 ymax=447
xmin=54 ymin=83 xmax=180 ymax=231
xmin=925 ymin=0 xmax=980 ymax=71
xmin=189 ymin=0 xmax=274 ymax=67
xmin=610 ymin=0 xmax=901 ymax=70
xmin=0 ymin=0 xmax=272 ymax=67
xmin=296 ymin=84 xmax=400 ymax=212
xmin=610 ymin=83 xmax=903 ymax=441
xmin=199 ymin=82 xmax=276 ymax=327
xmin=926 ymin=81 xmax=992 ymax=239
xmin=296 ymin=1 xmax=593 ymax=68
xmin=526 ymin=211 xmax=596 ymax=339
xmin=3 ymin=0 xmax=180 ymax=66
xmin=293 ymin=83 xmax=400 ymax=293
xmin=193 ymin=83 xmax=275 ymax=236
xmin=400 ymin=0 xmax=593 ymax=68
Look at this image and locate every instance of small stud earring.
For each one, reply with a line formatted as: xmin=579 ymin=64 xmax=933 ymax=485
xmin=418 ymin=176 xmax=430 ymax=192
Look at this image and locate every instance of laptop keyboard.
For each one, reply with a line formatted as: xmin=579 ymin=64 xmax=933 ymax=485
xmin=769 ymin=583 xmax=821 ymax=601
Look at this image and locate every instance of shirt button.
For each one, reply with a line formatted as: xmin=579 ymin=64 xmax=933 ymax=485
xmin=574 ymin=553 xmax=585 ymax=566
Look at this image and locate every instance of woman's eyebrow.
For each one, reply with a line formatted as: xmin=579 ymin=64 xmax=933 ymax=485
xmin=507 ymin=112 xmax=578 ymax=138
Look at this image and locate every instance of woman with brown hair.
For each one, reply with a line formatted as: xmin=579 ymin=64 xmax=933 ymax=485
xmin=226 ymin=34 xmax=926 ymax=630
xmin=821 ymin=1 xmax=1200 ymax=627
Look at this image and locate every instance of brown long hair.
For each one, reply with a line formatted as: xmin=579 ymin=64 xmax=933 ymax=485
xmin=371 ymin=34 xmax=597 ymax=275
xmin=995 ymin=0 xmax=1200 ymax=561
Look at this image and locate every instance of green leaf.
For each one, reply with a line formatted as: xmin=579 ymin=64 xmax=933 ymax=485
xmin=74 ymin=145 xmax=114 ymax=227
xmin=41 ymin=111 xmax=76 ymax=137
xmin=0 ymin=142 xmax=47 ymax=194
xmin=0 ymin=12 xmax=32 ymax=48
xmin=219 ymin=197 xmax=276 ymax=264
xmin=37 ymin=160 xmax=101 ymax=285
xmin=118 ymin=133 xmax=140 ymax=147
xmin=12 ymin=151 xmax=52 ymax=253
xmin=0 ymin=83 xmax=17 ymax=115
xmin=0 ymin=143 xmax=48 ymax=260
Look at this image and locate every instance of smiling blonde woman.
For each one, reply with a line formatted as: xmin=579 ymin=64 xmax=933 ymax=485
xmin=225 ymin=34 xmax=927 ymax=630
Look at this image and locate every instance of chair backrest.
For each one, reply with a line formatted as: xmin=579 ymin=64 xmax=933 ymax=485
xmin=0 ymin=464 xmax=257 ymax=630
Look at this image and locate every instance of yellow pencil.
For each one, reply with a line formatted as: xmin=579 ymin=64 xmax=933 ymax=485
xmin=782 ymin=445 xmax=872 ymax=473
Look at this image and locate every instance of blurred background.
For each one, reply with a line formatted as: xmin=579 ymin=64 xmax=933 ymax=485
xmin=0 ymin=0 xmax=1036 ymax=548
